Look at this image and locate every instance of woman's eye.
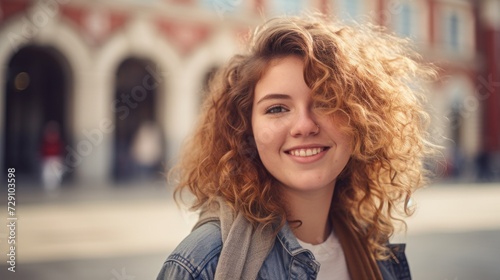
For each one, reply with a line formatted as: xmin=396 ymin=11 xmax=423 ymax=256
xmin=266 ymin=105 xmax=288 ymax=114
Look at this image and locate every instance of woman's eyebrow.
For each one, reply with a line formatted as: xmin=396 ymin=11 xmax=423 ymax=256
xmin=256 ymin=93 xmax=291 ymax=105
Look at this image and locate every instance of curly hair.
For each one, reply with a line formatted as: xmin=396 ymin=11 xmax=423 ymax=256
xmin=171 ymin=15 xmax=437 ymax=259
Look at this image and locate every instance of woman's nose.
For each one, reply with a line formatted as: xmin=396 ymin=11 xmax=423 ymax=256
xmin=289 ymin=110 xmax=319 ymax=137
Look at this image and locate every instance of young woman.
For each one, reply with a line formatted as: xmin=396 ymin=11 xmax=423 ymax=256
xmin=158 ymin=15 xmax=436 ymax=280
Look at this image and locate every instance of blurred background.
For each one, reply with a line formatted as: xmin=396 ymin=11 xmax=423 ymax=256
xmin=0 ymin=0 xmax=499 ymax=279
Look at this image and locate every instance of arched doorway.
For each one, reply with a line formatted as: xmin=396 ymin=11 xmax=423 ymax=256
xmin=3 ymin=46 xmax=71 ymax=185
xmin=113 ymin=58 xmax=165 ymax=182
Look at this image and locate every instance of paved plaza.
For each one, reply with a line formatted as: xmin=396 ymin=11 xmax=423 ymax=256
xmin=1 ymin=181 xmax=499 ymax=280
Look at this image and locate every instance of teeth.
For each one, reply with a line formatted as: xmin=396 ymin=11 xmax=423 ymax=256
xmin=289 ymin=148 xmax=324 ymax=157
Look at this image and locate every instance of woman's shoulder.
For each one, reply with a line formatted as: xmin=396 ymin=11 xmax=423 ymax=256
xmin=157 ymin=222 xmax=222 ymax=280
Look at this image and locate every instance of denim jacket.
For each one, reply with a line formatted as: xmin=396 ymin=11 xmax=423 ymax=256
xmin=157 ymin=221 xmax=411 ymax=280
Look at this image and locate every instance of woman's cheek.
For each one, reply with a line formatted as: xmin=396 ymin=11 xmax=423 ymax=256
xmin=253 ymin=120 xmax=278 ymax=146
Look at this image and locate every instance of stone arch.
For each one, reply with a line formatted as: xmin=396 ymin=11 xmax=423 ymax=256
xmin=163 ymin=27 xmax=241 ymax=162
xmin=93 ymin=17 xmax=180 ymax=180
xmin=0 ymin=7 xmax=90 ymax=181
xmin=182 ymin=28 xmax=240 ymax=113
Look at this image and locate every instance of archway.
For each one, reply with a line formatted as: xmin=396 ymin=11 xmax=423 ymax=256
xmin=3 ymin=45 xmax=71 ymax=185
xmin=113 ymin=57 xmax=165 ymax=182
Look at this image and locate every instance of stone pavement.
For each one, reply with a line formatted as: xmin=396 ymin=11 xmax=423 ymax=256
xmin=0 ymin=181 xmax=499 ymax=279
xmin=0 ymin=180 xmax=196 ymax=264
xmin=395 ymin=182 xmax=500 ymax=238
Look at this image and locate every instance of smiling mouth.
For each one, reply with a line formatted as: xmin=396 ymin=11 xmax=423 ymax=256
xmin=285 ymin=147 xmax=329 ymax=157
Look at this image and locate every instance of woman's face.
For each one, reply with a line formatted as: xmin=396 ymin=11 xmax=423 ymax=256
xmin=251 ymin=55 xmax=353 ymax=194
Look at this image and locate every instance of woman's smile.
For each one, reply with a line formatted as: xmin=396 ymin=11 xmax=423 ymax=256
xmin=284 ymin=145 xmax=330 ymax=164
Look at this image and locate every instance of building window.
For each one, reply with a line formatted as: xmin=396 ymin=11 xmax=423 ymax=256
xmin=337 ymin=0 xmax=360 ymax=20
xmin=398 ymin=3 xmax=412 ymax=37
xmin=123 ymin=0 xmax=162 ymax=5
xmin=269 ymin=0 xmax=304 ymax=16
xmin=448 ymin=12 xmax=459 ymax=51
xmin=199 ymin=0 xmax=242 ymax=16
xmin=334 ymin=0 xmax=376 ymax=23
xmin=344 ymin=0 xmax=358 ymax=17
xmin=392 ymin=2 xmax=413 ymax=38
xmin=390 ymin=0 xmax=429 ymax=45
xmin=442 ymin=10 xmax=464 ymax=53
xmin=436 ymin=1 xmax=475 ymax=57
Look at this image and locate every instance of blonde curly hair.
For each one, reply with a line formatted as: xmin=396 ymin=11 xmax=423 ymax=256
xmin=171 ymin=15 xmax=437 ymax=259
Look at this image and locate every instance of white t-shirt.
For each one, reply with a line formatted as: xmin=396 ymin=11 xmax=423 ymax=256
xmin=297 ymin=231 xmax=351 ymax=280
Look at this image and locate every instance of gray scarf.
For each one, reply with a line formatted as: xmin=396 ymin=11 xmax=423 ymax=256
xmin=192 ymin=198 xmax=275 ymax=280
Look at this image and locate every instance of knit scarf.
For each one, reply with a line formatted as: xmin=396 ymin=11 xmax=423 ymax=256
xmin=193 ymin=197 xmax=382 ymax=280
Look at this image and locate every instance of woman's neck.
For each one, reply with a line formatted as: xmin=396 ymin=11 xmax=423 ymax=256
xmin=283 ymin=184 xmax=335 ymax=245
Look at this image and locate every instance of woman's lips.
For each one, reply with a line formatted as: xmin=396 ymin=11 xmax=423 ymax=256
xmin=286 ymin=147 xmax=328 ymax=157
xmin=285 ymin=146 xmax=330 ymax=163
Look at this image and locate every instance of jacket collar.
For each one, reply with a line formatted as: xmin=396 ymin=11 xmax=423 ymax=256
xmin=276 ymin=222 xmax=315 ymax=258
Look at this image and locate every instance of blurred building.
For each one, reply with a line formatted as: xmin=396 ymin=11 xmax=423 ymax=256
xmin=0 ymin=0 xmax=498 ymax=186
